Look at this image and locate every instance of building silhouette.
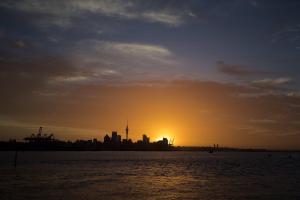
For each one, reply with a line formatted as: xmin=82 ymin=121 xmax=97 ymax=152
xmin=1 ymin=122 xmax=176 ymax=151
xmin=104 ymin=134 xmax=110 ymax=144
xmin=111 ymin=131 xmax=118 ymax=143
xmin=142 ymin=134 xmax=150 ymax=144
xmin=104 ymin=131 xmax=122 ymax=145
xmin=1 ymin=125 xmax=268 ymax=152
xmin=162 ymin=138 xmax=168 ymax=146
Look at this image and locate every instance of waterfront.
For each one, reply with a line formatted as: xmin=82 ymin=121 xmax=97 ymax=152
xmin=1 ymin=151 xmax=299 ymax=200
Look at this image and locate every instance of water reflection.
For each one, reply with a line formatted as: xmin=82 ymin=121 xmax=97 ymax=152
xmin=0 ymin=151 xmax=299 ymax=199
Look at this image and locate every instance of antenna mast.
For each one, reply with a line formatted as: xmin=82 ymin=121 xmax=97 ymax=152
xmin=126 ymin=120 xmax=129 ymax=141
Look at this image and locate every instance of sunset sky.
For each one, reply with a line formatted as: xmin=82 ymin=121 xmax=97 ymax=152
xmin=0 ymin=0 xmax=300 ymax=149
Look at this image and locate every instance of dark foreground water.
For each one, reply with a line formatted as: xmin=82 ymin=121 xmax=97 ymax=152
xmin=0 ymin=151 xmax=299 ymax=200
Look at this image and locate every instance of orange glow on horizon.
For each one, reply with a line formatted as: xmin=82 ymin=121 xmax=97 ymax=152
xmin=2 ymin=81 xmax=299 ymax=150
xmin=152 ymin=128 xmax=175 ymax=144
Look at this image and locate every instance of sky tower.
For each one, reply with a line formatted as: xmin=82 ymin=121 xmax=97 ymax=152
xmin=126 ymin=120 xmax=129 ymax=141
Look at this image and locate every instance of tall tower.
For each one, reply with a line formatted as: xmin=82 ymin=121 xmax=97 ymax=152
xmin=126 ymin=120 xmax=129 ymax=141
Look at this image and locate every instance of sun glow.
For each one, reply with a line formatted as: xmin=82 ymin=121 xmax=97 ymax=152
xmin=154 ymin=129 xmax=174 ymax=144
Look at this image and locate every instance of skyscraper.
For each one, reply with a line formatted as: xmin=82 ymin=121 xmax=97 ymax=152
xmin=142 ymin=134 xmax=150 ymax=144
xmin=104 ymin=134 xmax=110 ymax=144
xmin=111 ymin=131 xmax=118 ymax=144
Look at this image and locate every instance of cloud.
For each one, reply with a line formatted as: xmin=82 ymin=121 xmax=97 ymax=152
xmin=71 ymin=40 xmax=181 ymax=81
xmin=217 ymin=61 xmax=267 ymax=76
xmin=142 ymin=11 xmax=185 ymax=27
xmin=0 ymin=0 xmax=195 ymax=28
xmin=100 ymin=41 xmax=172 ymax=57
xmin=249 ymin=118 xmax=276 ymax=124
xmin=271 ymin=23 xmax=300 ymax=48
xmin=0 ymin=29 xmax=5 ymax=39
xmin=0 ymin=56 xmax=81 ymax=100
xmin=100 ymin=69 xmax=119 ymax=77
xmin=287 ymin=91 xmax=300 ymax=97
xmin=13 ymin=40 xmax=26 ymax=48
xmin=0 ymin=38 xmax=183 ymax=95
xmin=100 ymin=41 xmax=174 ymax=65
xmin=252 ymin=77 xmax=293 ymax=88
xmin=249 ymin=1 xmax=259 ymax=7
xmin=48 ymin=75 xmax=90 ymax=84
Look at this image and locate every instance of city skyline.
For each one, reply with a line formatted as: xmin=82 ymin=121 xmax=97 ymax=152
xmin=3 ymin=123 xmax=172 ymax=146
xmin=0 ymin=1 xmax=300 ymax=149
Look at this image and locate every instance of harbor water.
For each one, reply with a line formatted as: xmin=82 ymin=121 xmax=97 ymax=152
xmin=0 ymin=151 xmax=299 ymax=200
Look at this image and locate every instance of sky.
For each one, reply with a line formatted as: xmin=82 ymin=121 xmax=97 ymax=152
xmin=0 ymin=0 xmax=300 ymax=149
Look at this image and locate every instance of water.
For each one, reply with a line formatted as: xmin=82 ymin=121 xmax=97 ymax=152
xmin=0 ymin=151 xmax=299 ymax=200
